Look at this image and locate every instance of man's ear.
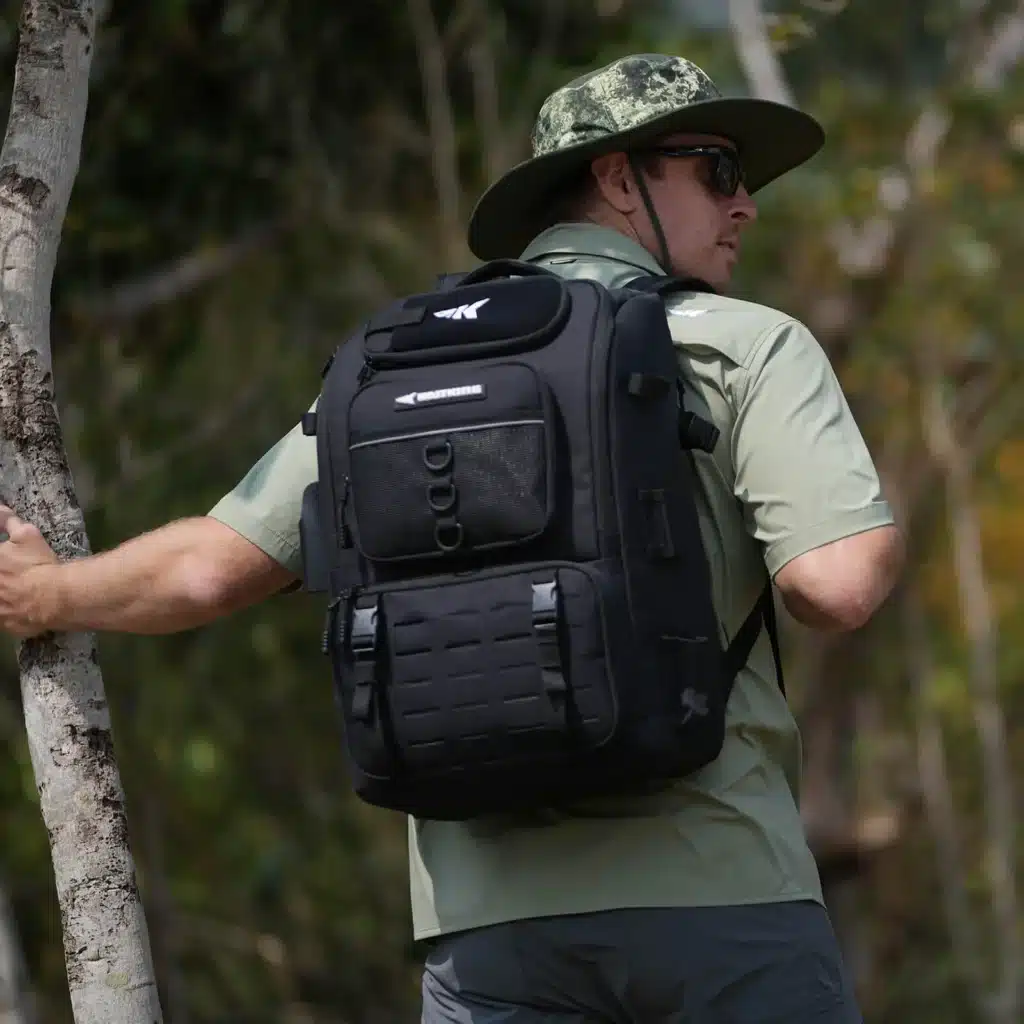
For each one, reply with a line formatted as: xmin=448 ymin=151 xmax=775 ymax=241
xmin=590 ymin=152 xmax=639 ymax=215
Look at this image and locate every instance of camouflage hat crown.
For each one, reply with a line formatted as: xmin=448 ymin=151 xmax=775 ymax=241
xmin=531 ymin=54 xmax=722 ymax=159
xmin=468 ymin=53 xmax=825 ymax=261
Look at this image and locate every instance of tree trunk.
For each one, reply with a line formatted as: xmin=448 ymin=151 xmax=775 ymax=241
xmin=726 ymin=0 xmax=796 ymax=107
xmin=922 ymin=377 xmax=1020 ymax=1024
xmin=0 ymin=4 xmax=163 ymax=1023
xmin=0 ymin=874 xmax=36 ymax=1024
xmin=903 ymin=583 xmax=985 ymax=1015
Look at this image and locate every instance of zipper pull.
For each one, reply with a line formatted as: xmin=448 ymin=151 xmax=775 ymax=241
xmin=321 ymin=595 xmax=343 ymax=655
xmin=338 ymin=476 xmax=352 ymax=548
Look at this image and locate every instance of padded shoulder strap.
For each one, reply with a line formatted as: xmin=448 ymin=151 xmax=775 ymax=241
xmin=628 ymin=270 xmax=779 ymax=696
xmin=435 ymin=260 xmax=559 ymax=292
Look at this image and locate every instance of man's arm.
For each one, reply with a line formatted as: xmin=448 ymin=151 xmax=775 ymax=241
xmin=0 ymin=509 xmax=296 ymax=638
xmin=774 ymin=525 xmax=904 ymax=632
xmin=0 ymin=404 xmax=318 ymax=640
xmin=731 ymin=319 xmax=903 ymax=633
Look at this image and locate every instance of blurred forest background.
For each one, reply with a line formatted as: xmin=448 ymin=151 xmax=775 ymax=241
xmin=1 ymin=0 xmax=1023 ymax=1021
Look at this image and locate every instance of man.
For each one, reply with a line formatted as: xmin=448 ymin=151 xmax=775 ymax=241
xmin=0 ymin=54 xmax=902 ymax=1022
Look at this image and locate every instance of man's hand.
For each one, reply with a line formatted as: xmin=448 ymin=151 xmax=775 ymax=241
xmin=0 ymin=512 xmax=295 ymax=638
xmin=0 ymin=505 xmax=60 ymax=638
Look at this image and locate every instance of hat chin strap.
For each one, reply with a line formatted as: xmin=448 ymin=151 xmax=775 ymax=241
xmin=627 ymin=155 xmax=673 ymax=275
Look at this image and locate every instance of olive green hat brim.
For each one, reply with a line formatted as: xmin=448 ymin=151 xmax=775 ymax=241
xmin=468 ymin=96 xmax=825 ymax=261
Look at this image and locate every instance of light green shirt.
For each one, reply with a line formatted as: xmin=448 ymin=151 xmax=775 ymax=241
xmin=209 ymin=223 xmax=895 ymax=941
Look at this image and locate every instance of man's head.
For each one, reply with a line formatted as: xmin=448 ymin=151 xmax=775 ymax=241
xmin=576 ymin=131 xmax=757 ymax=288
xmin=468 ymin=54 xmax=825 ymax=285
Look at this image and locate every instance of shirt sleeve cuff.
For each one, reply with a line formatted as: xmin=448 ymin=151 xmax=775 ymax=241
xmin=764 ymin=501 xmax=897 ymax=578
xmin=207 ymin=497 xmax=302 ymax=575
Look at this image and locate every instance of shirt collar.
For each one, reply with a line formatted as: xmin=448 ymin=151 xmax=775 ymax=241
xmin=519 ymin=222 xmax=666 ymax=276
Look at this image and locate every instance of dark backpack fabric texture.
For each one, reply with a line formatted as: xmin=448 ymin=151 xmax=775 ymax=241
xmin=299 ymin=260 xmax=782 ymax=820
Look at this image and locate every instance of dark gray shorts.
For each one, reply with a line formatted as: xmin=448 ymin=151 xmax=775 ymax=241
xmin=421 ymin=901 xmax=862 ymax=1023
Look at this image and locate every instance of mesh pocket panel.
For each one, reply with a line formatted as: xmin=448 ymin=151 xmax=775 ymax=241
xmin=350 ymin=420 xmax=550 ymax=561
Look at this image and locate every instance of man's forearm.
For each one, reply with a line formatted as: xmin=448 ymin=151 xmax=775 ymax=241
xmin=33 ymin=518 xmax=226 ymax=635
xmin=31 ymin=515 xmax=295 ymax=636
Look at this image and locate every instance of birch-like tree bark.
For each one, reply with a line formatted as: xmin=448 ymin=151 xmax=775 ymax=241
xmin=0 ymin=4 xmax=163 ymax=1022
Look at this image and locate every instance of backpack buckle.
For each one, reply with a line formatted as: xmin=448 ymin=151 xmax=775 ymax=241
xmin=678 ymin=411 xmax=720 ymax=453
xmin=348 ymin=600 xmax=380 ymax=723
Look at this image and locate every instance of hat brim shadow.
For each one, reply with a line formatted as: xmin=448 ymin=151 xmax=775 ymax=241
xmin=468 ymin=97 xmax=825 ymax=261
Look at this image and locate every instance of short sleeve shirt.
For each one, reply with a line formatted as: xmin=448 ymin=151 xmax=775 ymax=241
xmin=208 ymin=223 xmax=895 ymax=941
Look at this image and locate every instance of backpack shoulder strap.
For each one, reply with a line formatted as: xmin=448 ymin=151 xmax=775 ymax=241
xmin=722 ymin=584 xmax=786 ymax=698
xmin=433 ymin=271 xmax=471 ymax=292
xmin=627 ymin=272 xmax=783 ymax=697
xmin=435 ymin=260 xmax=559 ymax=292
xmin=624 ymin=273 xmax=718 ymax=297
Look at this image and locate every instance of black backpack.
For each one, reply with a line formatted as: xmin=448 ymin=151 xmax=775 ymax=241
xmin=299 ymin=259 xmax=782 ymax=820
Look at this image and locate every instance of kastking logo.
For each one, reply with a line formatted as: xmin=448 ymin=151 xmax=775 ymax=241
xmin=393 ymin=384 xmax=486 ymax=409
xmin=433 ymin=298 xmax=490 ymax=321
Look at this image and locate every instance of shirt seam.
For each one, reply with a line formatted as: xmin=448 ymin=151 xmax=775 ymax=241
xmin=733 ymin=317 xmax=802 ymax=408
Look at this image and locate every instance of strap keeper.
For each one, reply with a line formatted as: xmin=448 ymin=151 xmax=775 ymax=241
xmin=531 ymin=580 xmax=566 ymax=697
xmin=638 ymin=488 xmax=676 ymax=559
xmin=627 ymin=372 xmax=673 ymax=399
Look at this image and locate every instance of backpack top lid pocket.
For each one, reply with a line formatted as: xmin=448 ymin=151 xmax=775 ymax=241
xmin=362 ymin=266 xmax=571 ymax=368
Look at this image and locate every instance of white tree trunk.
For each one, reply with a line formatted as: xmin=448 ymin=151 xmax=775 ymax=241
xmin=0 ymin=4 xmax=163 ymax=1023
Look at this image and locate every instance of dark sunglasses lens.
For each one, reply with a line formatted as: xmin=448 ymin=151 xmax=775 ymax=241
xmin=712 ymin=150 xmax=742 ymax=195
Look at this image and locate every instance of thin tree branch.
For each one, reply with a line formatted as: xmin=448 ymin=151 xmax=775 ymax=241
xmin=727 ymin=0 xmax=796 ymax=107
xmin=903 ymin=582 xmax=986 ymax=1011
xmin=73 ymin=223 xmax=282 ymax=323
xmin=971 ymin=0 xmax=1024 ymax=90
xmin=406 ymin=0 xmax=463 ymax=258
xmin=88 ymin=370 xmax=282 ymax=512
xmin=507 ymin=0 xmax=568 ymax=164
xmin=464 ymin=0 xmax=504 ymax=183
xmin=140 ymin=803 xmax=189 ymax=1024
xmin=922 ymin=374 xmax=1020 ymax=1024
xmin=967 ymin=386 xmax=1024 ymax=464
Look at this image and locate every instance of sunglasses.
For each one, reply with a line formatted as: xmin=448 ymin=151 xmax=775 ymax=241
xmin=646 ymin=145 xmax=745 ymax=197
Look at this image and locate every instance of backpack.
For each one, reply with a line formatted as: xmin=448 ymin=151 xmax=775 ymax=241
xmin=298 ymin=259 xmax=783 ymax=820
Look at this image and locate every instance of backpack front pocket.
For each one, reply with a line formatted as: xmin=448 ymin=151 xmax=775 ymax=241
xmin=330 ymin=561 xmax=620 ymax=817
xmin=346 ymin=362 xmax=555 ymax=562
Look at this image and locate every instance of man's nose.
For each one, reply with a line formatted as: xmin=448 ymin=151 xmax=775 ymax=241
xmin=729 ymin=185 xmax=757 ymax=223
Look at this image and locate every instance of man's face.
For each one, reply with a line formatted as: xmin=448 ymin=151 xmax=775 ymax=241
xmin=627 ymin=133 xmax=757 ymax=288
